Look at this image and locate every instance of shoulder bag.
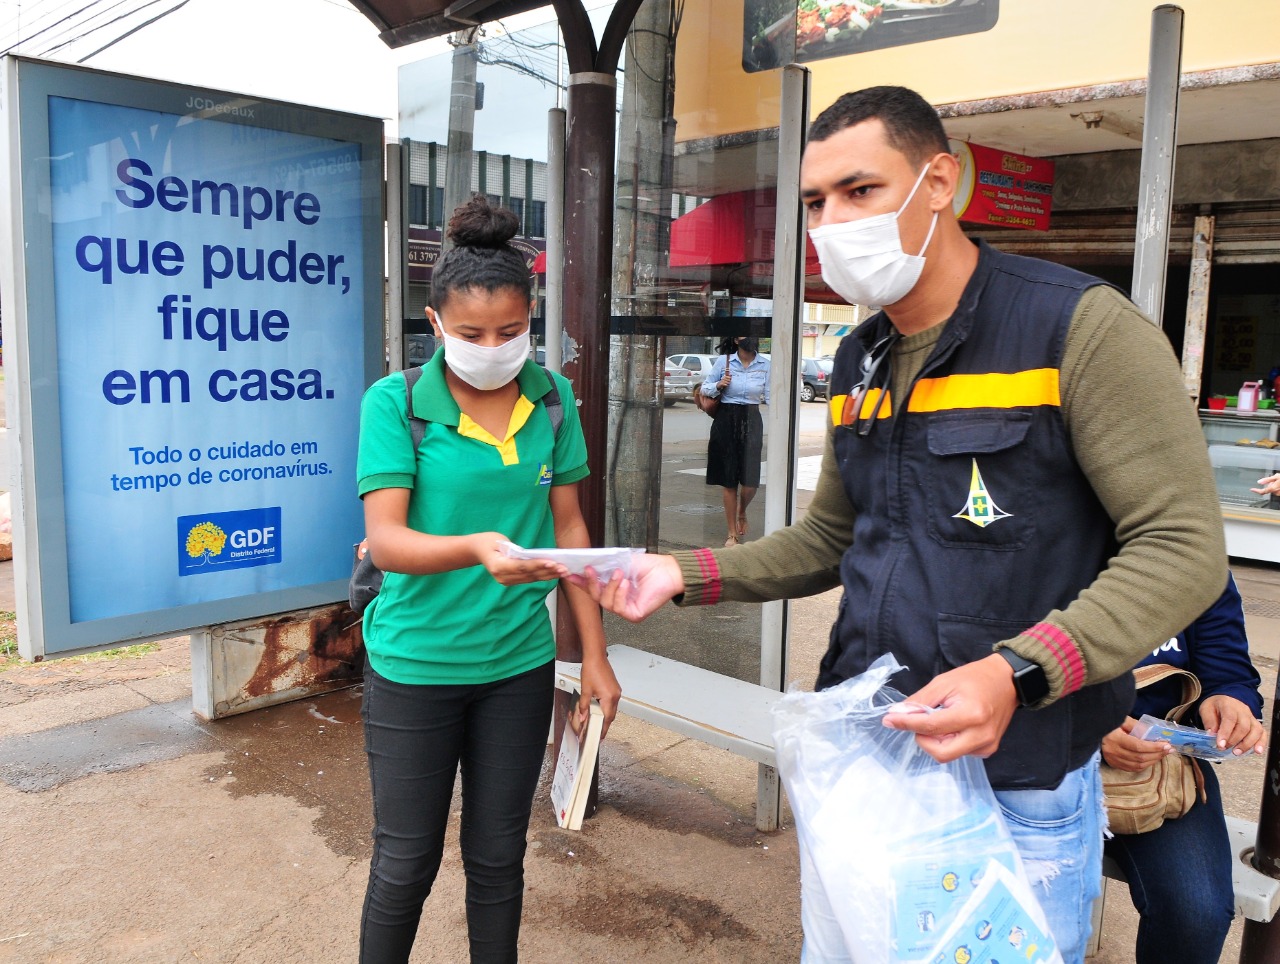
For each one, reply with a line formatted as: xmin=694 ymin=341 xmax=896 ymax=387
xmin=1100 ymin=663 xmax=1207 ymax=835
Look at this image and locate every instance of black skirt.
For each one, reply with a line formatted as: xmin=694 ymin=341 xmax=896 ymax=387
xmin=705 ymin=403 xmax=763 ymax=489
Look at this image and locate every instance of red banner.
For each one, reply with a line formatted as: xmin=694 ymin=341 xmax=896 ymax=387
xmin=950 ymin=140 xmax=1054 ymax=232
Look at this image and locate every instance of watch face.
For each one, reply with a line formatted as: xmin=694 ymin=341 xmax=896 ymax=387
xmin=1015 ymin=664 xmax=1050 ymax=706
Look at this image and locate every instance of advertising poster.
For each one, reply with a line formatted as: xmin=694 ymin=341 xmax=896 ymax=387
xmin=4 ymin=60 xmax=383 ymax=652
xmin=743 ymin=0 xmax=999 ymax=72
xmin=950 ymin=139 xmax=1054 ymax=232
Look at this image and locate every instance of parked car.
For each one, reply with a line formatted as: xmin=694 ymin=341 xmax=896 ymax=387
xmin=800 ymin=357 xmax=834 ymax=403
xmin=663 ymin=359 xmax=696 ymax=405
xmin=667 ymin=353 xmax=721 ymax=386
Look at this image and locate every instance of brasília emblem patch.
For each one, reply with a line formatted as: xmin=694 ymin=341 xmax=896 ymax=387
xmin=953 ymin=459 xmax=1012 ymax=528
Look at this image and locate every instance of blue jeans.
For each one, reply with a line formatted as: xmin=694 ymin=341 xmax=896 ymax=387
xmin=1103 ymin=763 xmax=1234 ymax=964
xmin=994 ymin=752 xmax=1106 ymax=964
xmin=359 ymin=659 xmax=554 ymax=964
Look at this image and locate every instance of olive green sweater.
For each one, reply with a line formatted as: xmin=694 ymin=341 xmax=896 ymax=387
xmin=672 ymin=285 xmax=1227 ymax=707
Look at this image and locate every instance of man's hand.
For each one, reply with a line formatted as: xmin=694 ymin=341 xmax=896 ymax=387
xmin=882 ymin=654 xmax=1020 ymax=762
xmin=1101 ymin=717 xmax=1172 ymax=771
xmin=561 ymin=554 xmax=685 ymax=623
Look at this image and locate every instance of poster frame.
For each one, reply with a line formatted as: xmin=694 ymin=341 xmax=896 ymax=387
xmin=0 ymin=56 xmax=385 ymax=658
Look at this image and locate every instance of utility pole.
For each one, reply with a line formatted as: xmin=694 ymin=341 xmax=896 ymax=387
xmin=606 ymin=0 xmax=678 ymax=549
xmin=442 ymin=28 xmax=480 ymax=255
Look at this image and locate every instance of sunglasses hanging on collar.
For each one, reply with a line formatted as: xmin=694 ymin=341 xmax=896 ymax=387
xmin=838 ymin=331 xmax=901 ymax=436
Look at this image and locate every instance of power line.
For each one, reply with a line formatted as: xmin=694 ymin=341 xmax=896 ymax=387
xmin=76 ymin=0 xmax=188 ymax=61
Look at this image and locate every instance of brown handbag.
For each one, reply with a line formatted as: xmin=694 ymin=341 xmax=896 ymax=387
xmin=1101 ymin=663 xmax=1207 ymax=835
xmin=692 ymin=384 xmax=720 ymax=418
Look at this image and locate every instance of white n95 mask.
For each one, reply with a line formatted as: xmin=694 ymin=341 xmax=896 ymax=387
xmin=439 ymin=318 xmax=530 ymax=391
xmin=809 ymin=163 xmax=939 ymax=308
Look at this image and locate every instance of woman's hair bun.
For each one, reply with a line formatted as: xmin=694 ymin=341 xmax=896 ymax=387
xmin=446 ymin=194 xmax=520 ymax=249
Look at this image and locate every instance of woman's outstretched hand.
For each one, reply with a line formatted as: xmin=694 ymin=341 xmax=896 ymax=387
xmin=561 ymin=554 xmax=686 ymax=623
xmin=473 ymin=534 xmax=562 ymax=586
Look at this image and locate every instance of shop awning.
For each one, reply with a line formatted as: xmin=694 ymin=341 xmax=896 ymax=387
xmin=668 ymin=189 xmax=822 ymax=274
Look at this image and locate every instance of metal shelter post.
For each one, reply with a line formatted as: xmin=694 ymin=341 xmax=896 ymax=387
xmin=1241 ymin=663 xmax=1280 ymax=960
xmin=1130 ymin=4 xmax=1183 ymax=326
xmin=756 ymin=63 xmax=809 ymax=832
xmin=386 ymin=140 xmax=406 ymax=373
xmin=545 ymin=107 xmax=566 ymax=373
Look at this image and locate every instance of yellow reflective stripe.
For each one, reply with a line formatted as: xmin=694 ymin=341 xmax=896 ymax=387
xmin=858 ymin=388 xmax=892 ymax=420
xmin=829 ymin=389 xmax=895 ymax=425
xmin=456 ymin=395 xmax=535 ymax=466
xmin=907 ymin=369 xmax=1060 ymax=412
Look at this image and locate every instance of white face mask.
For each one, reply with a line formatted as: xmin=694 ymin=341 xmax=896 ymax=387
xmin=809 ymin=163 xmax=939 ymax=308
xmin=438 ymin=317 xmax=530 ymax=391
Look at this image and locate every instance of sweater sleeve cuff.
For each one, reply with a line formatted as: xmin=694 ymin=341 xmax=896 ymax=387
xmin=670 ymin=549 xmax=723 ymax=606
xmin=997 ymin=622 xmax=1086 ymax=707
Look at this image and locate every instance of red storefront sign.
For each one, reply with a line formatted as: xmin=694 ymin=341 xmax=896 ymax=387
xmin=950 ymin=140 xmax=1054 ymax=232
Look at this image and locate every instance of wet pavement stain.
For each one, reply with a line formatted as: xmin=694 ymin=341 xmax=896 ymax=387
xmin=530 ymin=882 xmax=756 ymax=943
xmin=0 ymin=699 xmax=215 ymax=791
xmin=201 ymin=684 xmax=373 ymax=860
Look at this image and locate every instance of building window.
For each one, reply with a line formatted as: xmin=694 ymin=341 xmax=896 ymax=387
xmin=487 ymin=193 xmax=502 ymax=210
xmin=408 ymin=184 xmax=428 ymax=227
xmin=431 ymin=187 xmax=444 ymax=229
xmin=508 ymin=196 xmax=525 ymax=232
xmin=529 ymin=200 xmax=546 ymax=238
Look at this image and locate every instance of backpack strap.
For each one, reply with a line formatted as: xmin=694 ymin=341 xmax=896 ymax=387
xmin=403 ymin=366 xmax=428 ymax=452
xmin=539 ymin=366 xmax=564 ymax=437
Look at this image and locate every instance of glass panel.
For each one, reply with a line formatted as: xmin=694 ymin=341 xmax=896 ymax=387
xmin=600 ymin=0 xmax=797 ymax=684
xmin=397 ymin=24 xmax=567 ymax=360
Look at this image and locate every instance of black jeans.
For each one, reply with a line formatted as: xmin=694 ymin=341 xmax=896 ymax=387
xmin=359 ymin=659 xmax=554 ymax=964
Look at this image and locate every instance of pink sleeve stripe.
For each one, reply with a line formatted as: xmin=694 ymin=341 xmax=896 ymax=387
xmin=1024 ymin=622 xmax=1084 ymax=694
xmin=691 ymin=548 xmax=722 ymax=605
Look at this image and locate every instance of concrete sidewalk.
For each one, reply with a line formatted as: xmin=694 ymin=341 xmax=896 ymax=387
xmin=0 ymin=557 xmax=1276 ymax=963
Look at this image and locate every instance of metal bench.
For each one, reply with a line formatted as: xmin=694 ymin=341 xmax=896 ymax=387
xmin=1087 ymin=814 xmax=1280 ymax=957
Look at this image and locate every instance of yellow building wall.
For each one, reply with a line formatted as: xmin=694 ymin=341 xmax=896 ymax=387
xmin=675 ymin=0 xmax=1280 ymax=143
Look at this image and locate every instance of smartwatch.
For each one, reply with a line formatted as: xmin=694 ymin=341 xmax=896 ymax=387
xmin=997 ymin=649 xmax=1050 ymax=707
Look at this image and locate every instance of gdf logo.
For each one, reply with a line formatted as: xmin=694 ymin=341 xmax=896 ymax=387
xmin=230 ymin=526 xmax=276 ymax=549
xmin=178 ymin=507 xmax=282 ymax=576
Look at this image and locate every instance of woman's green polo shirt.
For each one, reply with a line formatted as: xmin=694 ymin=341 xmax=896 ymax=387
xmin=356 ymin=352 xmax=589 ymax=685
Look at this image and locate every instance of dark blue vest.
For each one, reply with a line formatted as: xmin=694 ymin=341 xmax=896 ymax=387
xmin=825 ymin=242 xmax=1134 ymax=790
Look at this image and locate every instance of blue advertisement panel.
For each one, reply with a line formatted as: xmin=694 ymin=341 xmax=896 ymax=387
xmin=6 ymin=60 xmax=384 ymax=653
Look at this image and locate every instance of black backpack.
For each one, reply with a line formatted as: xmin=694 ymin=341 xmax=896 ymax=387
xmin=349 ymin=366 xmax=565 ymax=615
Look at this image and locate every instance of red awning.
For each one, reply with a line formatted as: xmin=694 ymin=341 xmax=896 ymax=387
xmin=668 ymin=189 xmax=822 ymax=274
xmin=532 ymin=250 xmax=547 ymax=274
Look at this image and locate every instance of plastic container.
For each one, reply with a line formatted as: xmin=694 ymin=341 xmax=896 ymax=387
xmin=1239 ymin=382 xmax=1261 ymax=414
xmin=1227 ymin=396 xmax=1239 ymax=408
xmin=1208 ymin=397 xmax=1228 ymax=411
xmin=1260 ymin=400 xmax=1276 ymax=411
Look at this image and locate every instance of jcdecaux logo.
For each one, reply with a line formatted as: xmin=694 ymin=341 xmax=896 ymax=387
xmin=177 ymin=507 xmax=282 ymax=576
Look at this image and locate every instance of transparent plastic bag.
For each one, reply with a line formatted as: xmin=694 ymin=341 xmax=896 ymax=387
xmin=772 ymin=654 xmax=1063 ymax=964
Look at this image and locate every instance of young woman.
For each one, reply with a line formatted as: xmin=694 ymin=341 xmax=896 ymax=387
xmin=1101 ymin=573 xmax=1265 ymax=964
xmin=700 ymin=336 xmax=770 ymax=546
xmin=356 ymin=195 xmax=621 ymax=964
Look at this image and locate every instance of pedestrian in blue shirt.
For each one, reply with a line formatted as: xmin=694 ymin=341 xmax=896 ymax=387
xmin=701 ymin=336 xmax=770 ymax=546
xmin=1102 ymin=573 xmax=1266 ymax=964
